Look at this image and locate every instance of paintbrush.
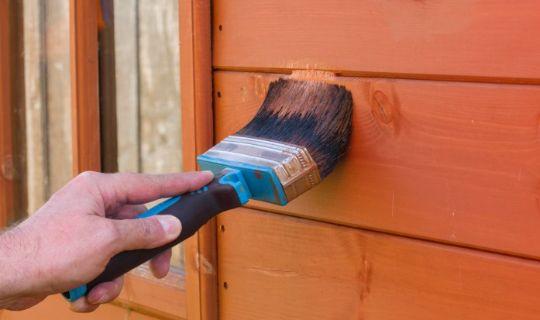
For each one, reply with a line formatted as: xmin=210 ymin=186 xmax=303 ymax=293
xmin=64 ymin=78 xmax=353 ymax=301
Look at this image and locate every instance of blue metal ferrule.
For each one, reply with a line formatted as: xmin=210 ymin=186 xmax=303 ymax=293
xmin=197 ymin=155 xmax=288 ymax=205
xmin=196 ymin=135 xmax=321 ymax=205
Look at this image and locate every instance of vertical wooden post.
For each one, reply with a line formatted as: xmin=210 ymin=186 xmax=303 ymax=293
xmin=0 ymin=0 xmax=25 ymax=226
xmin=180 ymin=0 xmax=217 ymax=319
xmin=70 ymin=0 xmax=101 ymax=174
xmin=0 ymin=0 xmax=15 ymax=227
xmin=98 ymin=0 xmax=118 ymax=173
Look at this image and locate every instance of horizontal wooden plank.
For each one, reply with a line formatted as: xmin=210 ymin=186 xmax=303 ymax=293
xmin=128 ymin=312 xmax=161 ymax=320
xmin=1 ymin=295 xmax=127 ymax=320
xmin=213 ymin=0 xmax=540 ymax=82
xmin=218 ymin=208 xmax=540 ymax=320
xmin=116 ymin=269 xmax=187 ymax=319
xmin=213 ymin=71 xmax=540 ymax=259
xmin=0 ymin=294 xmax=170 ymax=320
xmin=0 ymin=273 xmax=186 ymax=320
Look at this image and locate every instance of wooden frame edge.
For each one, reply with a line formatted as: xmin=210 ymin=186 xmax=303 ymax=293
xmin=0 ymin=0 xmax=15 ymax=228
xmin=179 ymin=1 xmax=217 ymax=319
xmin=0 ymin=0 xmax=25 ymax=227
xmin=115 ymin=272 xmax=187 ymax=320
xmin=70 ymin=0 xmax=101 ymax=174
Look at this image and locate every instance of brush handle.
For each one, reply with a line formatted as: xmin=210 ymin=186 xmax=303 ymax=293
xmin=63 ymin=169 xmax=250 ymax=302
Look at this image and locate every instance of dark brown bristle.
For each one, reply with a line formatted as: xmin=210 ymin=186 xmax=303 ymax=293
xmin=237 ymin=78 xmax=353 ymax=178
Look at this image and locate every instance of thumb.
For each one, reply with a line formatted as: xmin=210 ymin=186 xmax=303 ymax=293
xmin=111 ymin=215 xmax=182 ymax=253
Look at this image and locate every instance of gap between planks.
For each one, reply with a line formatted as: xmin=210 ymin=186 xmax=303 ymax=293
xmin=214 ymin=66 xmax=540 ymax=86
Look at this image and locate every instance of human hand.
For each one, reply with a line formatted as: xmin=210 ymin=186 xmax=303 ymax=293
xmin=0 ymin=170 xmax=213 ymax=312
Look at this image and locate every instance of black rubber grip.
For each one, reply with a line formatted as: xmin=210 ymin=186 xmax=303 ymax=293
xmin=83 ymin=178 xmax=241 ymax=295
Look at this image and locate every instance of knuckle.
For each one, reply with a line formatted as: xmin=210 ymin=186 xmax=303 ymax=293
xmin=142 ymin=218 xmax=161 ymax=237
xmin=112 ymin=171 xmax=135 ymax=182
xmin=137 ymin=218 xmax=163 ymax=247
xmin=75 ymin=171 xmax=101 ymax=185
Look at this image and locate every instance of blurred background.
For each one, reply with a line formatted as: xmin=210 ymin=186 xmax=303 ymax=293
xmin=1 ymin=1 xmax=187 ymax=318
xmin=10 ymin=0 xmax=184 ymax=268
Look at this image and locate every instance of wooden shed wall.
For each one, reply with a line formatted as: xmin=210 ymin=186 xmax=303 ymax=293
xmin=212 ymin=1 xmax=540 ymax=319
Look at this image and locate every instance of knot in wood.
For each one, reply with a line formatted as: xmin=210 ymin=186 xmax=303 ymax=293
xmin=372 ymin=90 xmax=394 ymax=124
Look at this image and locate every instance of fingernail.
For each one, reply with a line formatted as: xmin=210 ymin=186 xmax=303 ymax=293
xmin=157 ymin=215 xmax=182 ymax=240
xmin=201 ymin=170 xmax=214 ymax=178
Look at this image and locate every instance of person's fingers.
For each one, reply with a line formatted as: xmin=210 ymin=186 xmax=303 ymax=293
xmin=111 ymin=215 xmax=181 ymax=253
xmin=149 ymin=249 xmax=172 ymax=278
xmin=110 ymin=204 xmax=148 ymax=219
xmin=70 ymin=277 xmax=124 ymax=312
xmin=86 ymin=277 xmax=124 ymax=305
xmin=73 ymin=171 xmax=214 ymax=212
xmin=70 ymin=297 xmax=99 ymax=313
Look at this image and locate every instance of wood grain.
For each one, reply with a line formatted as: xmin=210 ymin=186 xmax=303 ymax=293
xmin=213 ymin=0 xmax=540 ymax=83
xmin=218 ymin=208 xmax=540 ymax=320
xmin=179 ymin=1 xmax=217 ymax=319
xmin=70 ymin=0 xmax=101 ymax=174
xmin=214 ymin=71 xmax=540 ymax=259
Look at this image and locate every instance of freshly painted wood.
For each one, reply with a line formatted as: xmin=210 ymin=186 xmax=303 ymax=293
xmin=214 ymin=71 xmax=540 ymax=259
xmin=0 ymin=0 xmax=26 ymax=226
xmin=7 ymin=0 xmax=27 ymax=224
xmin=128 ymin=312 xmax=162 ymax=320
xmin=0 ymin=0 xmax=15 ymax=227
xmin=180 ymin=1 xmax=218 ymax=320
xmin=218 ymin=208 xmax=540 ymax=320
xmin=70 ymin=0 xmax=101 ymax=174
xmin=1 ymin=295 xmax=127 ymax=320
xmin=0 ymin=294 xmax=172 ymax=320
xmin=116 ymin=267 xmax=187 ymax=319
xmin=213 ymin=0 xmax=540 ymax=83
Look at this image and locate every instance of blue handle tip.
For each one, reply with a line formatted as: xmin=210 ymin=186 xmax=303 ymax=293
xmin=63 ymin=285 xmax=87 ymax=302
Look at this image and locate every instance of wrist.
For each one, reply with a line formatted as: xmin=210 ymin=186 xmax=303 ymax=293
xmin=0 ymin=226 xmax=38 ymax=304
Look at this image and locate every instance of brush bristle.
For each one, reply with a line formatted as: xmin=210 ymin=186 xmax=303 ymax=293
xmin=237 ymin=78 xmax=353 ymax=178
